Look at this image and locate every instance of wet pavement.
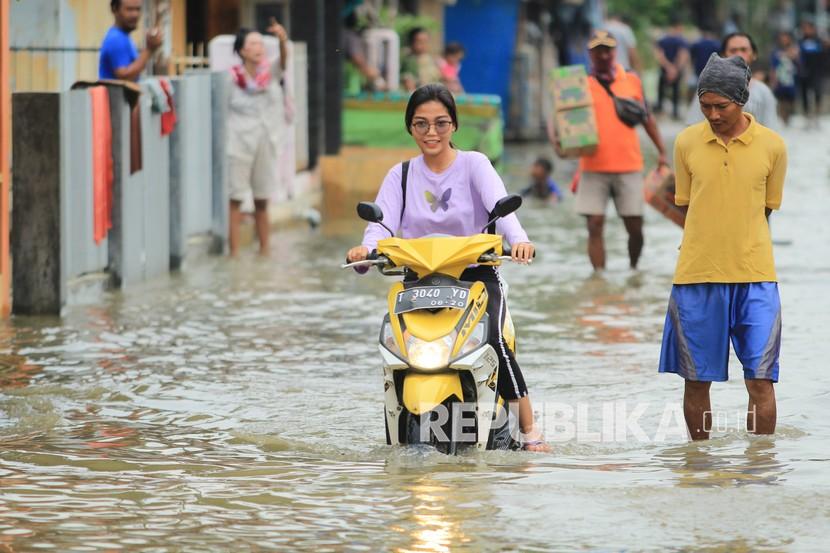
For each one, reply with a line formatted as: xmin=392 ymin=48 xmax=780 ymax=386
xmin=1 ymin=118 xmax=829 ymax=552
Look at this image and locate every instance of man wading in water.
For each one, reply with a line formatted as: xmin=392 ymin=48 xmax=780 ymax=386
xmin=658 ymin=54 xmax=788 ymax=440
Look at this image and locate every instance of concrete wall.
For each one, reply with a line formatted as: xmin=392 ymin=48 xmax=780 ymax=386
xmin=62 ymin=90 xmax=109 ymax=278
xmin=169 ymin=72 xmax=214 ymax=270
xmin=108 ymin=83 xmax=171 ymax=288
xmin=11 ymin=94 xmax=63 ymax=315
xmin=291 ymin=42 xmax=309 ymax=172
xmin=10 ymin=0 xmax=124 ymax=91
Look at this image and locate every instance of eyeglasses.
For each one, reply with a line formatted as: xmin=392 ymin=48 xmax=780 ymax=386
xmin=411 ymin=120 xmax=454 ymax=135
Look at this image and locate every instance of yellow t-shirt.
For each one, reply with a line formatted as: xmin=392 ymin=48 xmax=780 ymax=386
xmin=673 ymin=113 xmax=787 ymax=284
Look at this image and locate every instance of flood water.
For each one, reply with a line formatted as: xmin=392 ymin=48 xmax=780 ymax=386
xmin=1 ymin=121 xmax=829 ymax=552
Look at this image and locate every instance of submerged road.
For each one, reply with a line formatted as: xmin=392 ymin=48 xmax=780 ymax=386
xmin=1 ymin=121 xmax=829 ymax=551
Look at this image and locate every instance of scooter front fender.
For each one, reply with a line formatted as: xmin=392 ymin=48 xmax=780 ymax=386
xmin=402 ymin=373 xmax=463 ymax=416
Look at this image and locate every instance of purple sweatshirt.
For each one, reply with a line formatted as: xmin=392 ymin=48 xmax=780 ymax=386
xmin=361 ymin=151 xmax=530 ymax=251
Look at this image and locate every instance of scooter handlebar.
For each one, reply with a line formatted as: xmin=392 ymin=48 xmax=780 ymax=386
xmin=341 ymin=249 xmax=391 ymax=269
xmin=340 ymin=258 xmax=388 ymax=269
xmin=342 ymin=251 xmax=535 ymax=270
xmin=477 ymin=252 xmax=535 ymax=264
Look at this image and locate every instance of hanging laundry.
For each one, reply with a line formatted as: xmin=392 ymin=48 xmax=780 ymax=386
xmin=89 ymin=86 xmax=113 ymax=244
xmin=160 ymin=79 xmax=177 ymax=136
xmin=146 ymin=77 xmax=178 ymax=137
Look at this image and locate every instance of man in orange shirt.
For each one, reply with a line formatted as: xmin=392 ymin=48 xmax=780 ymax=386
xmin=575 ymin=31 xmax=668 ymax=271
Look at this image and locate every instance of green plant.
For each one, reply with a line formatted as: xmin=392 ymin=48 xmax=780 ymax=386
xmin=376 ymin=9 xmax=439 ymax=47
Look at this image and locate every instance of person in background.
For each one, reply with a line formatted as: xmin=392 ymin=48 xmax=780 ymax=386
xmin=689 ymin=27 xmax=720 ymax=80
xmin=439 ymin=42 xmax=465 ymax=94
xmin=686 ymin=33 xmax=779 ymax=130
xmin=686 ymin=27 xmax=720 ymax=103
xmin=401 ymin=27 xmax=442 ymax=92
xmin=521 ymin=158 xmax=563 ymax=204
xmin=342 ymin=10 xmax=385 ymax=94
xmin=660 ymin=54 xmax=787 ymax=441
xmin=99 ymin=0 xmax=162 ymax=81
xmin=603 ymin=12 xmax=641 ymax=73
xmin=798 ymin=19 xmax=825 ymax=129
xmin=555 ymin=30 xmax=668 ymax=273
xmin=654 ymin=18 xmax=689 ymax=119
xmin=226 ymin=20 xmax=289 ymax=257
xmin=770 ymin=31 xmax=800 ymax=126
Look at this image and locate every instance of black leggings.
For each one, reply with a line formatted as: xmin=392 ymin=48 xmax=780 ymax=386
xmin=657 ymin=70 xmax=681 ymax=117
xmin=460 ymin=266 xmax=528 ymax=401
xmin=800 ymin=75 xmax=823 ymax=114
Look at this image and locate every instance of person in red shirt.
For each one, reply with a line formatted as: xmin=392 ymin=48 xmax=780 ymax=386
xmin=568 ymin=30 xmax=668 ymax=272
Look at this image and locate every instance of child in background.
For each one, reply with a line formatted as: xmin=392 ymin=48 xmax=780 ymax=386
xmin=521 ymin=158 xmax=563 ymax=204
xmin=770 ymin=31 xmax=799 ymax=126
xmin=439 ymin=42 xmax=465 ymax=94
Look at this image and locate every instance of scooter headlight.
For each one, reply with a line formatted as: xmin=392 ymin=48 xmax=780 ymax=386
xmin=380 ymin=321 xmax=403 ymax=357
xmin=456 ymin=320 xmax=488 ymax=357
xmin=406 ymin=334 xmax=454 ymax=371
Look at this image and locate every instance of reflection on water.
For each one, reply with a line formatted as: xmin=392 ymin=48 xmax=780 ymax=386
xmin=657 ymin=437 xmax=789 ymax=488
xmin=1 ymin=125 xmax=830 ymax=551
xmin=401 ymin=480 xmax=468 ymax=553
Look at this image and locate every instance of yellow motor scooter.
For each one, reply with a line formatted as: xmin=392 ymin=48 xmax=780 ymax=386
xmin=344 ymin=195 xmax=526 ymax=454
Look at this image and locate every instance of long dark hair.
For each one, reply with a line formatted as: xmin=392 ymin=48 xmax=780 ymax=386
xmin=404 ymin=83 xmax=459 ymax=135
xmin=233 ymin=28 xmax=255 ymax=56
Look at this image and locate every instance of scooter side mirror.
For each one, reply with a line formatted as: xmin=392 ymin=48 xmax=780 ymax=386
xmin=357 ymin=202 xmax=385 ymax=223
xmin=492 ymin=194 xmax=523 ymax=218
xmin=357 ymin=201 xmax=394 ymax=236
xmin=481 ymin=194 xmax=523 ymax=233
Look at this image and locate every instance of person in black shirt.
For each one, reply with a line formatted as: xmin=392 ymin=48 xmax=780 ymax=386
xmin=798 ymin=19 xmax=826 ymax=128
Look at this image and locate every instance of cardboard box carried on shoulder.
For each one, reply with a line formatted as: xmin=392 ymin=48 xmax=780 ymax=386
xmin=550 ymin=65 xmax=598 ymax=158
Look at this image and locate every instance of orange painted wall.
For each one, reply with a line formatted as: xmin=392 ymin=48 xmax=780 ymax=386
xmin=1 ymin=0 xmax=10 ymax=317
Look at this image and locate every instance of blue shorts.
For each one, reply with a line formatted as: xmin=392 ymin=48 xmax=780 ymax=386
xmin=658 ymin=283 xmax=781 ymax=382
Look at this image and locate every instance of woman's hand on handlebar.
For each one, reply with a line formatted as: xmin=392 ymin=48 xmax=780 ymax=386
xmin=347 ymin=246 xmax=370 ymax=263
xmin=512 ymin=242 xmax=535 ymax=264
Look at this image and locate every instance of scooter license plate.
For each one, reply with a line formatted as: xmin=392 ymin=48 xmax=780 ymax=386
xmin=394 ymin=286 xmax=469 ymax=314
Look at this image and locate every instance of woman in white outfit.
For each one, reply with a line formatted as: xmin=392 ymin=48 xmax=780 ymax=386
xmin=227 ymin=20 xmax=287 ymax=256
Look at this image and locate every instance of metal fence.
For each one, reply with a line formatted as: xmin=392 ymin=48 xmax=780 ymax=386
xmin=10 ymin=44 xmax=213 ymax=93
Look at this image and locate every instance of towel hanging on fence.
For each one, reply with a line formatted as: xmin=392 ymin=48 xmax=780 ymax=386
xmin=89 ymin=86 xmax=113 ymax=244
xmin=159 ymin=79 xmax=177 ymax=136
xmin=146 ymin=78 xmax=177 ymax=136
xmin=130 ymin=102 xmax=143 ymax=174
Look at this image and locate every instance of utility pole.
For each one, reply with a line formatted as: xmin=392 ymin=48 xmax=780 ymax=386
xmin=0 ymin=0 xmax=10 ymax=317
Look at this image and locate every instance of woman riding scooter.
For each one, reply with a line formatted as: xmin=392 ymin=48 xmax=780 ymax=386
xmin=346 ymin=84 xmax=549 ymax=452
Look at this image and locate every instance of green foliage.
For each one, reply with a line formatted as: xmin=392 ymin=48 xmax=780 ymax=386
xmin=376 ymin=9 xmax=439 ymax=47
xmin=607 ymin=0 xmax=686 ymax=70
xmin=606 ymin=0 xmax=684 ymax=30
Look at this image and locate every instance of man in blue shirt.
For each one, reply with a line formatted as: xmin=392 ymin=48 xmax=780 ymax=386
xmin=99 ymin=0 xmax=162 ymax=81
xmin=690 ymin=29 xmax=720 ymax=78
xmin=654 ymin=19 xmax=689 ymax=119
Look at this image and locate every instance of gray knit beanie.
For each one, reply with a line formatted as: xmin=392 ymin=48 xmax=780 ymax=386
xmin=697 ymin=53 xmax=751 ymax=106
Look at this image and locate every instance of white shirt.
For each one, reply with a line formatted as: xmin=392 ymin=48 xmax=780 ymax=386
xmin=603 ymin=19 xmax=637 ymax=70
xmin=226 ymin=59 xmax=284 ymax=162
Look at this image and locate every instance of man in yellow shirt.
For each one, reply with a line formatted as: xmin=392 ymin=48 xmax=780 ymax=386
xmin=658 ymin=54 xmax=788 ymax=440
